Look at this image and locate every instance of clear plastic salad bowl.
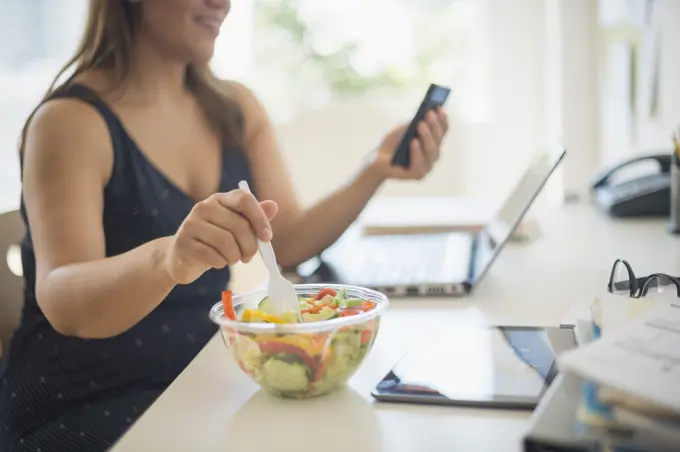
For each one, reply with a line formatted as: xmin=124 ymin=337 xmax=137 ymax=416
xmin=209 ymin=284 xmax=389 ymax=398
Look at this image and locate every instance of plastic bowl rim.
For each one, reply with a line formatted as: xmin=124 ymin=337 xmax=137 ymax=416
xmin=209 ymin=283 xmax=389 ymax=334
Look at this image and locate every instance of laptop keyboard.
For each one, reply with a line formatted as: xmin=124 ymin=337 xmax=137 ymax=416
xmin=350 ymin=233 xmax=473 ymax=286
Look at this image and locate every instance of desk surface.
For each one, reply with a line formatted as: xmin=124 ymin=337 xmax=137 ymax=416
xmin=110 ymin=204 xmax=680 ymax=452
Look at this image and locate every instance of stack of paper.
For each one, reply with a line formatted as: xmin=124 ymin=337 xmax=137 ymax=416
xmin=558 ymin=299 xmax=680 ymax=449
xmin=524 ymin=295 xmax=680 ymax=451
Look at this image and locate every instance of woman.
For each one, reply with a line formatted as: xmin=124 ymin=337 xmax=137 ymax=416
xmin=0 ymin=0 xmax=448 ymax=450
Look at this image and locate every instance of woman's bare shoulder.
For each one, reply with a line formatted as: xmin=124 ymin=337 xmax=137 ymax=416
xmin=29 ymin=95 xmax=111 ymax=154
xmin=219 ymin=79 xmax=260 ymax=109
xmin=219 ymin=79 xmax=250 ymax=95
xmin=218 ymin=80 xmax=269 ymax=138
xmin=24 ymin=88 xmax=114 ymax=182
xmin=29 ymin=71 xmax=115 ymax=143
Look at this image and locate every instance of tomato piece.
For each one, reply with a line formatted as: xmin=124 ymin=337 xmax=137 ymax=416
xmin=315 ymin=287 xmax=337 ymax=300
xmin=361 ymin=329 xmax=373 ymax=345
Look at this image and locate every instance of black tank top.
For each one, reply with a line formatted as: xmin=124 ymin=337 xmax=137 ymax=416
xmin=0 ymin=84 xmax=253 ymax=450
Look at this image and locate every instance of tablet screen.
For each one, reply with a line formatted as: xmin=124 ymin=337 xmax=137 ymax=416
xmin=373 ymin=326 xmax=575 ymax=408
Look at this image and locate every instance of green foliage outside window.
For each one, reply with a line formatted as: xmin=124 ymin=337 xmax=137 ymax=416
xmin=253 ymin=1 xmax=469 ymax=95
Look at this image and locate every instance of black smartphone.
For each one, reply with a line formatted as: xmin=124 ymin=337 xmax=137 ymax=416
xmin=391 ymin=83 xmax=451 ymax=168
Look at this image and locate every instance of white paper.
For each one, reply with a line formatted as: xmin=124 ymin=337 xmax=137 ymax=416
xmin=359 ymin=196 xmax=494 ymax=232
xmin=599 ymin=293 xmax=663 ymax=336
xmin=559 ymin=302 xmax=680 ymax=413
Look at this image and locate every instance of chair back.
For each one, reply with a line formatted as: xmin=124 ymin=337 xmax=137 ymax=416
xmin=0 ymin=209 xmax=24 ymax=354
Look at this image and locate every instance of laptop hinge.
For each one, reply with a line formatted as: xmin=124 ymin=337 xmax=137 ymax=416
xmin=466 ymin=233 xmax=480 ymax=284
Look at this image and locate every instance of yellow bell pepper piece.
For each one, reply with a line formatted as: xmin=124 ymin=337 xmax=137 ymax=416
xmin=241 ymin=309 xmax=292 ymax=324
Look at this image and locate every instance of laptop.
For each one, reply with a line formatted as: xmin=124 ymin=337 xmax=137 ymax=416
xmin=298 ymin=140 xmax=566 ymax=297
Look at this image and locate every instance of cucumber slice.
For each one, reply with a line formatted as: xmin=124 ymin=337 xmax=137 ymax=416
xmin=258 ymin=296 xmax=274 ymax=314
xmin=340 ymin=298 xmax=364 ymax=308
xmin=302 ymin=306 xmax=338 ymax=322
xmin=261 ymin=359 xmax=310 ymax=393
xmin=336 ymin=288 xmax=347 ymax=300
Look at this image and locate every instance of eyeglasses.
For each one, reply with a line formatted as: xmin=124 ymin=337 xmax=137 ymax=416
xmin=608 ymin=259 xmax=680 ymax=300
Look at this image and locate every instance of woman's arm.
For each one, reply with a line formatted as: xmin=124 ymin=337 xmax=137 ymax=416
xmin=232 ymin=82 xmax=448 ymax=268
xmin=272 ymin=166 xmax=386 ymax=267
xmin=23 ymin=100 xmax=178 ymax=339
xmin=230 ymin=84 xmax=386 ymax=267
xmin=24 ymin=99 xmax=278 ymax=339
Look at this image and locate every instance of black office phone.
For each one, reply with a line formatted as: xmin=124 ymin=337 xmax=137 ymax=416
xmin=591 ymin=153 xmax=671 ymax=217
xmin=391 ymin=84 xmax=451 ymax=168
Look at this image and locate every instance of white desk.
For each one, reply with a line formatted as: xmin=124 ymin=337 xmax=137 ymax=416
xmin=111 ymin=204 xmax=680 ymax=452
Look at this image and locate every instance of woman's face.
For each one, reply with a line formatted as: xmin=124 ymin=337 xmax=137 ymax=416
xmin=137 ymin=0 xmax=230 ymax=63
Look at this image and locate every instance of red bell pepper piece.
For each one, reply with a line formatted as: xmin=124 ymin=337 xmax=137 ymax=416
xmin=314 ymin=353 xmax=331 ymax=381
xmin=258 ymin=341 xmax=318 ymax=370
xmin=221 ymin=290 xmax=236 ymax=320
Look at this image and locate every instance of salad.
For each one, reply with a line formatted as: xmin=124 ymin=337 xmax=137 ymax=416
xmin=219 ymin=287 xmax=380 ymax=398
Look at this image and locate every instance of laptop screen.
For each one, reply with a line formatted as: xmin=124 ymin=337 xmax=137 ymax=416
xmin=470 ymin=142 xmax=566 ymax=283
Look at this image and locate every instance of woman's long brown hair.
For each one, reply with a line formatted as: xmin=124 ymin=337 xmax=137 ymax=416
xmin=19 ymin=0 xmax=243 ymax=157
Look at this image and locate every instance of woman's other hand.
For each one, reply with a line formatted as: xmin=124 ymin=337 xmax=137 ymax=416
xmin=369 ymin=107 xmax=449 ymax=180
xmin=166 ymin=190 xmax=278 ymax=285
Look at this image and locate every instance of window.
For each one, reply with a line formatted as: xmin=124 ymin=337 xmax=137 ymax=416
xmin=0 ymin=0 xmax=87 ymax=211
xmin=214 ymin=0 xmax=495 ymax=205
xmin=1 ymin=1 xmax=558 ymax=213
xmin=214 ymin=0 xmax=492 ymax=125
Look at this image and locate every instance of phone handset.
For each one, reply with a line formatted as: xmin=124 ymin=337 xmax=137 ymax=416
xmin=591 ymin=154 xmax=672 ymax=190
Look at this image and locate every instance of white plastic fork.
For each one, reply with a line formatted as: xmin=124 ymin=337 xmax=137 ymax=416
xmin=238 ymin=181 xmax=302 ymax=322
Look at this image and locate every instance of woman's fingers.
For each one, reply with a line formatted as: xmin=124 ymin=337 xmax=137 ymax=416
xmin=187 ymin=240 xmax=230 ymax=270
xmin=191 ymin=201 xmax=259 ymax=264
xmin=219 ymin=213 xmax=258 ymax=263
xmin=409 ymin=139 xmax=430 ymax=179
xmin=436 ymin=107 xmax=449 ymax=133
xmin=214 ymin=190 xmax=273 ymax=241
xmin=417 ymin=120 xmax=438 ymax=164
xmin=170 ymin=190 xmax=278 ymax=283
xmin=172 ymin=189 xmax=280 ymax=281
xmin=426 ymin=110 xmax=445 ymax=144
xmin=175 ymin=219 xmax=229 ymax=269
xmin=180 ymin=218 xmax=239 ymax=266
xmin=259 ymin=200 xmax=279 ymax=221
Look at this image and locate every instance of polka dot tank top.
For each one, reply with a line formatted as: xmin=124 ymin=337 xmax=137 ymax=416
xmin=0 ymin=84 xmax=253 ymax=451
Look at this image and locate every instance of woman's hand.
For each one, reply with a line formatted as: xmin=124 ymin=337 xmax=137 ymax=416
xmin=368 ymin=107 xmax=449 ymax=180
xmin=165 ymin=190 xmax=279 ymax=285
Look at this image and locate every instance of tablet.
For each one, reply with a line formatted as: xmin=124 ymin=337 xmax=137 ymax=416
xmin=371 ymin=325 xmax=576 ymax=410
